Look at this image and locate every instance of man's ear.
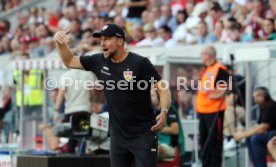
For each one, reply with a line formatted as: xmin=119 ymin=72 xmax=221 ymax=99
xmin=117 ymin=39 xmax=124 ymax=46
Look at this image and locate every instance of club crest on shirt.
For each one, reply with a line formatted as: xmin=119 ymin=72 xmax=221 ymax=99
xmin=123 ymin=69 xmax=133 ymax=81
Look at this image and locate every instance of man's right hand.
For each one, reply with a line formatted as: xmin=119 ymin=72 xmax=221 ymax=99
xmin=53 ymin=28 xmax=70 ymax=45
xmin=53 ymin=28 xmax=83 ymax=69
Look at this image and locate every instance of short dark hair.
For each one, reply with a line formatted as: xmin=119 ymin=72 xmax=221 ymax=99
xmin=228 ymin=22 xmax=242 ymax=31
xmin=254 ymin=87 xmax=272 ymax=101
xmin=264 ymin=18 xmax=275 ymax=25
xmin=160 ymin=25 xmax=172 ymax=34
xmin=210 ymin=2 xmax=223 ymax=12
xmin=83 ymin=28 xmax=93 ymax=34
xmin=198 ymin=20 xmax=207 ymax=26
xmin=227 ymin=17 xmax=237 ymax=23
xmin=1 ymin=19 xmax=10 ymax=31
xmin=66 ymin=1 xmax=76 ymax=7
xmin=72 ymin=18 xmax=81 ymax=25
xmin=176 ymin=9 xmax=188 ymax=24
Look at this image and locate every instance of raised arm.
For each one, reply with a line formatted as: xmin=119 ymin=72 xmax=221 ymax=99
xmin=53 ymin=29 xmax=83 ymax=69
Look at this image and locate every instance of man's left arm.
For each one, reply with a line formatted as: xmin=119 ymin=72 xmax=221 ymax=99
xmin=139 ymin=57 xmax=171 ymax=132
xmin=151 ymin=80 xmax=171 ymax=132
xmin=209 ymin=67 xmax=230 ymax=99
xmin=233 ymin=123 xmax=269 ymax=141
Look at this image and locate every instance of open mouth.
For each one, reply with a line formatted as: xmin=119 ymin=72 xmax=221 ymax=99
xmin=103 ymin=48 xmax=108 ymax=52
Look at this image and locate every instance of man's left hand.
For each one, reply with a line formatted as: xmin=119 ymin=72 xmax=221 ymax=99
xmin=151 ymin=112 xmax=167 ymax=132
xmin=233 ymin=131 xmax=245 ymax=141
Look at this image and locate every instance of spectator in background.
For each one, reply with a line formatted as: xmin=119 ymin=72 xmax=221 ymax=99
xmin=196 ymin=20 xmax=217 ymax=44
xmin=227 ymin=22 xmax=252 ymax=43
xmin=259 ymin=18 xmax=276 ymax=41
xmin=151 ymin=90 xmax=180 ymax=162
xmin=177 ymin=89 xmax=193 ymax=119
xmin=28 ymin=7 xmax=44 ymax=25
xmin=129 ymin=25 xmax=145 ymax=46
xmin=136 ymin=23 xmax=164 ymax=47
xmin=57 ymin=69 xmax=96 ymax=153
xmin=233 ymin=87 xmax=276 ymax=167
xmin=97 ymin=12 xmax=113 ymax=29
xmin=125 ymin=0 xmax=148 ymax=26
xmin=82 ymin=16 xmax=97 ymax=31
xmin=148 ymin=6 xmax=161 ymax=28
xmin=245 ymin=0 xmax=265 ymax=39
xmin=223 ymin=92 xmax=245 ymax=151
xmin=208 ymin=2 xmax=225 ymax=28
xmin=10 ymin=38 xmax=23 ymax=59
xmin=266 ymin=0 xmax=276 ymax=18
xmin=47 ymin=9 xmax=61 ymax=32
xmin=213 ymin=20 xmax=224 ymax=43
xmin=0 ymin=42 xmax=5 ymax=55
xmin=157 ymin=4 xmax=178 ymax=32
xmin=35 ymin=24 xmax=52 ymax=39
xmin=221 ymin=17 xmax=238 ymax=43
xmin=185 ymin=2 xmax=195 ymax=17
xmin=141 ymin=10 xmax=150 ymax=25
xmin=15 ymin=10 xmax=29 ymax=27
xmin=114 ymin=15 xmax=127 ymax=29
xmin=185 ymin=1 xmax=213 ymax=35
xmin=0 ymin=0 xmax=22 ymax=12
xmin=170 ymin=0 xmax=186 ymax=16
xmin=159 ymin=25 xmax=177 ymax=47
xmin=70 ymin=18 xmax=83 ymax=41
xmin=65 ymin=2 xmax=78 ymax=21
xmin=77 ymin=29 xmax=94 ymax=56
xmin=28 ymin=36 xmax=46 ymax=58
xmin=0 ymin=36 xmax=11 ymax=55
xmin=0 ymin=19 xmax=12 ymax=40
xmin=172 ymin=9 xmax=190 ymax=44
xmin=39 ymin=88 xmax=66 ymax=151
xmin=76 ymin=0 xmax=88 ymax=21
xmin=35 ymin=24 xmax=55 ymax=55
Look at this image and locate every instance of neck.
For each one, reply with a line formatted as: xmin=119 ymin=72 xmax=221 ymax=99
xmin=202 ymin=32 xmax=208 ymax=38
xmin=164 ymin=35 xmax=171 ymax=41
xmin=206 ymin=59 xmax=216 ymax=67
xmin=111 ymin=48 xmax=128 ymax=63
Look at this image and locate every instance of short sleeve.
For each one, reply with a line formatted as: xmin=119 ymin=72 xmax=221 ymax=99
xmin=215 ymin=68 xmax=230 ymax=84
xmin=79 ymin=55 xmax=99 ymax=73
xmin=264 ymin=104 xmax=276 ymax=126
xmin=140 ymin=57 xmax=161 ymax=84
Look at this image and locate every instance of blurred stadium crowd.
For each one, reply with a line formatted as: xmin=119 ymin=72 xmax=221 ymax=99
xmin=0 ymin=0 xmax=276 ymax=59
xmin=0 ymin=0 xmax=30 ymax=12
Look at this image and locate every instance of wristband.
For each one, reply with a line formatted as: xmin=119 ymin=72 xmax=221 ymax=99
xmin=160 ymin=108 xmax=168 ymax=114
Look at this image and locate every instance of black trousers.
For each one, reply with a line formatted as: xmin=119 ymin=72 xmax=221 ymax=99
xmin=110 ymin=132 xmax=158 ymax=167
xmin=199 ymin=111 xmax=224 ymax=167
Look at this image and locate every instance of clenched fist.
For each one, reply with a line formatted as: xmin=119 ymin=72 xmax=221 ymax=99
xmin=53 ymin=28 xmax=70 ymax=45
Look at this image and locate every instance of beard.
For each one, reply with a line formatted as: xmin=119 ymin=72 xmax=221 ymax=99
xmin=104 ymin=49 xmax=116 ymax=59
